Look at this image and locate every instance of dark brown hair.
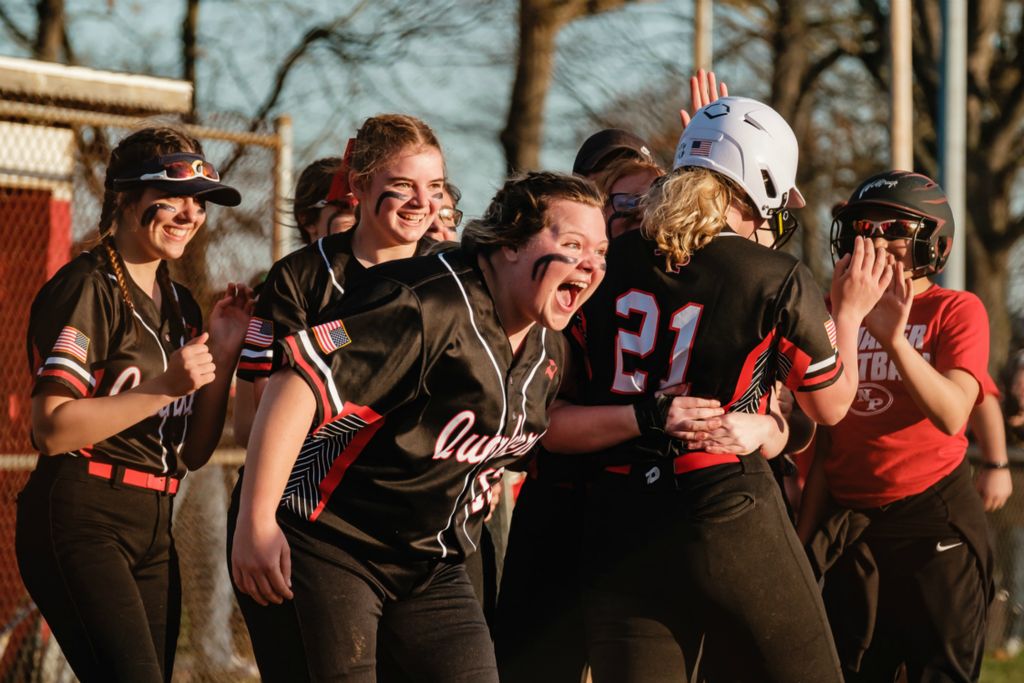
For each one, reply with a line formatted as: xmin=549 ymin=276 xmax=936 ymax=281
xmin=293 ymin=156 xmax=343 ymax=242
xmin=461 ymin=171 xmax=603 ymax=256
xmin=99 ymin=126 xmax=203 ymax=340
xmin=349 ymin=114 xmax=443 ymax=191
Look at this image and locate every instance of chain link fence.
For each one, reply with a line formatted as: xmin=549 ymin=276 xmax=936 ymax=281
xmin=0 ymin=86 xmax=288 ymax=681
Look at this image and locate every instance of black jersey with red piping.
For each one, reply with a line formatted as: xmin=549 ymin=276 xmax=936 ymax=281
xmin=278 ymin=247 xmax=565 ymax=561
xmin=237 ymin=230 xmax=436 ymax=381
xmin=574 ymin=228 xmax=841 ymax=467
xmin=27 ymin=250 xmax=203 ymax=477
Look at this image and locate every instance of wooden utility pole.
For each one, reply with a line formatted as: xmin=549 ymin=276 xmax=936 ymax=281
xmin=890 ymin=0 xmax=913 ymax=170
xmin=694 ymin=0 xmax=712 ymax=72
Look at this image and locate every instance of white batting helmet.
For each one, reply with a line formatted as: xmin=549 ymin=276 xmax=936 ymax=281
xmin=672 ymin=96 xmax=805 ymax=220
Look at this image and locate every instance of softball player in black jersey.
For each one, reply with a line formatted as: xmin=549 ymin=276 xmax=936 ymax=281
xmin=495 ymin=148 xmax=666 ymax=683
xmin=232 ymin=172 xmax=607 ymax=682
xmin=544 ymin=98 xmax=893 ymax=682
xmin=228 ymin=113 xmax=444 ymax=682
xmin=15 ymin=127 xmax=251 ymax=683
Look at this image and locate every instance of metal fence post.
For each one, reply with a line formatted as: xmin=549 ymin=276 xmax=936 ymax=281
xmin=273 ymin=114 xmax=294 ymax=263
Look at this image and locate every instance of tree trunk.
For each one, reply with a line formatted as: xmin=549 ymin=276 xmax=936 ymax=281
xmin=500 ymin=1 xmax=562 ymax=174
xmin=765 ymin=1 xmax=829 ymax=282
xmin=182 ymin=0 xmax=200 ymax=119
xmin=501 ymin=0 xmax=634 ymax=174
xmin=34 ymin=0 xmax=64 ymax=62
xmin=177 ymin=0 xmax=211 ymax=308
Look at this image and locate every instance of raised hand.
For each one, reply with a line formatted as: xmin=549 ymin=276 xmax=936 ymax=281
xmin=863 ymin=261 xmax=914 ymax=350
xmin=161 ymin=332 xmax=216 ymax=397
xmin=207 ymin=282 xmax=254 ymax=357
xmin=680 ymin=68 xmax=729 ymax=129
xmin=830 ymin=236 xmax=894 ymax=324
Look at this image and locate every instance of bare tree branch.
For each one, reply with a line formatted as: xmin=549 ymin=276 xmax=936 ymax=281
xmin=0 ymin=3 xmax=32 ymax=49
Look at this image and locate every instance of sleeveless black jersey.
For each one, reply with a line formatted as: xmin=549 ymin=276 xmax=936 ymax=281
xmin=279 ymin=248 xmax=565 ymax=561
xmin=575 ymin=229 xmax=842 ymax=462
xmin=27 ymin=251 xmax=203 ymax=477
xmin=237 ymin=231 xmax=435 ymax=380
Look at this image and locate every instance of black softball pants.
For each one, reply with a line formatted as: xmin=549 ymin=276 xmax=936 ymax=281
xmin=279 ymin=513 xmax=499 ymax=683
xmin=227 ymin=472 xmax=311 ymax=682
xmin=15 ymin=456 xmax=180 ymax=683
xmin=582 ymin=454 xmax=842 ymax=683
xmin=822 ymin=459 xmax=992 ymax=683
xmin=495 ymin=477 xmax=588 ymax=683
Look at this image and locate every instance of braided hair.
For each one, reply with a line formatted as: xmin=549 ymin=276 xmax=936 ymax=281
xmin=98 ymin=127 xmax=203 ymax=341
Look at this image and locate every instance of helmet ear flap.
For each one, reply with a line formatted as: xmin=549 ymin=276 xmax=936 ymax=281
xmin=932 ymin=235 xmax=952 ymax=274
xmin=912 ymin=232 xmax=952 ymax=276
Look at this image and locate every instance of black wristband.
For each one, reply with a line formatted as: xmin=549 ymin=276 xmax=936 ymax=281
xmin=633 ymin=394 xmax=674 ymax=438
xmin=980 ymin=461 xmax=1010 ymax=470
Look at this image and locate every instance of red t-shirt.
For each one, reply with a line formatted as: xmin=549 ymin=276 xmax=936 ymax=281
xmin=980 ymin=370 xmax=1000 ymax=398
xmin=825 ymin=284 xmax=989 ymax=508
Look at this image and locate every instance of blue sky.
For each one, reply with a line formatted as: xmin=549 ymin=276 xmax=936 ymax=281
xmin=0 ymin=0 xmax=700 ymax=218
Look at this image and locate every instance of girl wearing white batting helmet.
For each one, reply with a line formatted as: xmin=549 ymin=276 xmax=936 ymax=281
xmin=542 ymin=96 xmax=892 ymax=682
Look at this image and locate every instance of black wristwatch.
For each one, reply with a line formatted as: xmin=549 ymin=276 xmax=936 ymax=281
xmin=980 ymin=461 xmax=1010 ymax=470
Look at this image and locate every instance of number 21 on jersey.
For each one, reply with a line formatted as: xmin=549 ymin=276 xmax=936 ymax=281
xmin=612 ymin=290 xmax=703 ymax=395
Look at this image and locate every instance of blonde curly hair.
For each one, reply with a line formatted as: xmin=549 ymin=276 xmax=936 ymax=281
xmin=641 ymin=167 xmax=744 ymax=271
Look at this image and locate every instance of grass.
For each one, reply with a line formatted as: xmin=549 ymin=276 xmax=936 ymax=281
xmin=980 ymin=654 xmax=1024 ymax=683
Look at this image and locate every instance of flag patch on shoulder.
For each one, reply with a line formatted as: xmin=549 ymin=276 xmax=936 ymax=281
xmin=245 ymin=317 xmax=274 ymax=347
xmin=52 ymin=326 xmax=90 ymax=362
xmin=312 ymin=320 xmax=351 ymax=354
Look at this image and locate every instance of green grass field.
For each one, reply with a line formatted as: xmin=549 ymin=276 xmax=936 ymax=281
xmin=980 ymin=655 xmax=1024 ymax=683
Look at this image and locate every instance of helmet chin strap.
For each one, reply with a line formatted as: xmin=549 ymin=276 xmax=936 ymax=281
xmin=751 ymin=208 xmax=797 ymax=250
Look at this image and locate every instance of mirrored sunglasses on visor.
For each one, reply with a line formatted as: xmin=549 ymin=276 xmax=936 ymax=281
xmin=848 ymin=216 xmax=929 ymax=239
xmin=114 ymin=153 xmax=220 ymax=184
xmin=111 ymin=153 xmax=241 ymax=206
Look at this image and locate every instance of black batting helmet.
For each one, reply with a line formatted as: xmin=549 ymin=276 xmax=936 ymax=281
xmin=830 ymin=170 xmax=954 ymax=278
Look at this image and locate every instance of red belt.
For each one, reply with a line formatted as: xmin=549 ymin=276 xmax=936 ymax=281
xmin=606 ymin=451 xmax=740 ymax=476
xmin=86 ymin=461 xmax=180 ymax=495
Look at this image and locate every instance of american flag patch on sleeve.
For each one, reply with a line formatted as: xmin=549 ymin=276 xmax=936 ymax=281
xmin=690 ymin=140 xmax=713 ymax=157
xmin=52 ymin=326 xmax=90 ymax=362
xmin=245 ymin=317 xmax=274 ymax=348
xmin=824 ymin=317 xmax=838 ymax=349
xmin=312 ymin=320 xmax=352 ymax=354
